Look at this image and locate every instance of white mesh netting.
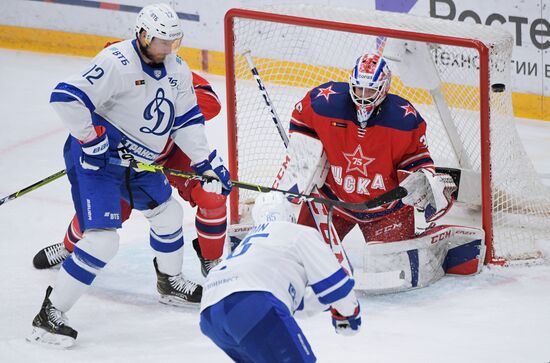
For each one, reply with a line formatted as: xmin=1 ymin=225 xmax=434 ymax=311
xmin=226 ymin=5 xmax=550 ymax=263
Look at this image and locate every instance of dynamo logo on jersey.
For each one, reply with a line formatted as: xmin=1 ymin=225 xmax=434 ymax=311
xmin=140 ymin=88 xmax=175 ymax=136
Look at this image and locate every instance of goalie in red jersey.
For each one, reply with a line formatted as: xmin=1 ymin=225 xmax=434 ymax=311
xmin=33 ymin=71 xmax=227 ymax=277
xmin=278 ymin=52 xmax=455 ymax=241
xmin=275 ymin=52 xmax=484 ymax=290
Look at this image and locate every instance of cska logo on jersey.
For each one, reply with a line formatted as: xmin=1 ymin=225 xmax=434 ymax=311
xmin=315 ymin=85 xmax=338 ymax=102
xmin=342 ymin=145 xmax=375 ymax=177
xmin=331 ymin=145 xmax=386 ymax=196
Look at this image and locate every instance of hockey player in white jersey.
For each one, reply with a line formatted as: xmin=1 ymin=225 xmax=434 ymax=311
xmin=200 ymin=193 xmax=361 ymax=362
xmin=28 ymin=3 xmax=232 ymax=348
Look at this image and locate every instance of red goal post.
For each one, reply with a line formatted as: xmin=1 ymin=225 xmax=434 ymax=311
xmin=224 ymin=6 xmax=549 ymax=265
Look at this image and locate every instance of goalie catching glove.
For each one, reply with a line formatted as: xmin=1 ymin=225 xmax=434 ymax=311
xmin=192 ymin=150 xmax=232 ymax=196
xmin=331 ymin=304 xmax=361 ymax=336
xmin=399 ymin=168 xmax=457 ymax=222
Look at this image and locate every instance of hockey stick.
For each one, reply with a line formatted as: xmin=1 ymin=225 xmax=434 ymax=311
xmin=243 ymin=50 xmax=290 ymax=147
xmin=0 ymin=169 xmax=67 ymax=206
xmin=242 ymin=51 xmax=355 ymax=272
xmin=110 ymin=157 xmax=407 ymax=211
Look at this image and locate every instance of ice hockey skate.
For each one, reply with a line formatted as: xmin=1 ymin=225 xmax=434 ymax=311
xmin=192 ymin=238 xmax=221 ymax=277
xmin=153 ymin=258 xmax=202 ymax=306
xmin=32 ymin=242 xmax=70 ymax=269
xmin=27 ymin=286 xmax=77 ymax=349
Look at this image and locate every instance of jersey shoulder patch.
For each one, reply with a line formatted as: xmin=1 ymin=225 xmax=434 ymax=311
xmin=165 ymin=54 xmax=190 ymax=72
xmin=308 ymin=81 xmax=356 ymax=123
xmin=371 ymin=94 xmax=424 ymax=131
xmin=99 ymin=39 xmax=134 ymax=68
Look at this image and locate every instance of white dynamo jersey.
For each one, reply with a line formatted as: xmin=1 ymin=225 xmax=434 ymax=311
xmin=50 ymin=39 xmax=208 ymax=164
xmin=201 ymin=222 xmax=356 ymax=315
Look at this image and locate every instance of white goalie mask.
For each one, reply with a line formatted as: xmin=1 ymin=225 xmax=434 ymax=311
xmin=252 ymin=193 xmax=298 ymax=225
xmin=349 ymin=53 xmax=392 ymax=123
xmin=135 ymin=3 xmax=183 ymax=52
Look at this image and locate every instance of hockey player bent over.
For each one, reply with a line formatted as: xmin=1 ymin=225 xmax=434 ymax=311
xmin=28 ymin=4 xmax=231 ymax=348
xmin=32 ymin=70 xmax=227 ymax=277
xmin=275 ymin=52 xmax=483 ymax=291
xmin=200 ymin=193 xmax=361 ymax=363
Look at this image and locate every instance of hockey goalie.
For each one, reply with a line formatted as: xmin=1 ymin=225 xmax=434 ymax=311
xmin=269 ymin=52 xmax=485 ymax=293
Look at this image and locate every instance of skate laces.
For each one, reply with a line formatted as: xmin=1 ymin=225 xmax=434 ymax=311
xmin=47 ymin=306 xmax=68 ymax=326
xmin=44 ymin=243 xmax=69 ymax=265
xmin=168 ymin=274 xmax=199 ymax=294
xmin=204 ymin=259 xmax=221 ymax=272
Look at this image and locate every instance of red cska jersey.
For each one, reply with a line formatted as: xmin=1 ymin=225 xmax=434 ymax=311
xmin=289 ymin=81 xmax=434 ymax=223
xmin=191 ymin=72 xmax=222 ymax=121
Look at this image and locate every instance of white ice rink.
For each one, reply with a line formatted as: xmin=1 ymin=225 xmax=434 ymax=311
xmin=1 ymin=48 xmax=550 ymax=363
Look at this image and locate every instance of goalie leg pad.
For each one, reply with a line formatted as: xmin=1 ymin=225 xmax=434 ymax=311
xmin=363 ymin=235 xmax=447 ymax=291
xmin=227 ymin=224 xmax=253 ymax=252
xmin=443 ymin=239 xmax=485 ymax=275
xmin=430 ymin=225 xmax=486 ymax=275
xmin=358 ymin=225 xmax=485 ymax=293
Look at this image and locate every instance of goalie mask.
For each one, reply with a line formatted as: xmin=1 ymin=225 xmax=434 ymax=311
xmin=135 ymin=4 xmax=183 ymax=54
xmin=252 ymin=193 xmax=298 ymax=225
xmin=349 ymin=53 xmax=392 ymax=124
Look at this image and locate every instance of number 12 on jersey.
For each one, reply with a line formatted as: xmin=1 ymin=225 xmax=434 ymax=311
xmin=82 ymin=64 xmax=105 ymax=85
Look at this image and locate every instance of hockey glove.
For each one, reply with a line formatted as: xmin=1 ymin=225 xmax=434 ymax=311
xmin=399 ymin=168 xmax=457 ymax=222
xmin=331 ymin=304 xmax=361 ymax=336
xmin=79 ymin=126 xmax=109 ymax=171
xmin=192 ymin=150 xmax=232 ymax=196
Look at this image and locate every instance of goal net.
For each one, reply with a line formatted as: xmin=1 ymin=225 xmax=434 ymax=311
xmin=224 ymin=5 xmax=550 ymax=264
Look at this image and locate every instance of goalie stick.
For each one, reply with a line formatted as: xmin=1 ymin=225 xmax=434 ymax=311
xmin=110 ymin=157 xmax=407 ymax=211
xmin=242 ymin=50 xmax=357 ymax=273
xmin=243 ymin=50 xmax=290 ymax=147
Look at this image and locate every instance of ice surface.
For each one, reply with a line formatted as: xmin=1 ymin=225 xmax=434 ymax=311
xmin=1 ymin=49 xmax=549 ymax=363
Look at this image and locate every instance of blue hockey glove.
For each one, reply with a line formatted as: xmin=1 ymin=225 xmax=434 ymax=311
xmin=331 ymin=304 xmax=361 ymax=336
xmin=79 ymin=126 xmax=109 ymax=171
xmin=192 ymin=150 xmax=232 ymax=196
